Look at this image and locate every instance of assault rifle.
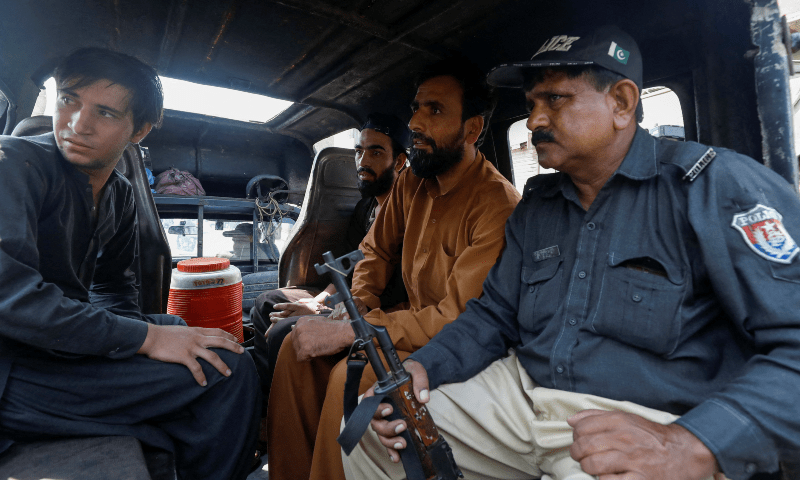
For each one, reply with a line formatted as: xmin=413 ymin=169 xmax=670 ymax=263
xmin=314 ymin=250 xmax=462 ymax=480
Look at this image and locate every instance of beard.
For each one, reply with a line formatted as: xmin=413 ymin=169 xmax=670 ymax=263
xmin=408 ymin=125 xmax=466 ymax=179
xmin=357 ymin=165 xmax=396 ymax=198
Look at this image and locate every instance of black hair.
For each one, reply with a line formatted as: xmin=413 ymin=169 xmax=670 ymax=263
xmin=389 ymin=138 xmax=408 ymax=161
xmin=414 ymin=56 xmax=497 ymax=147
xmin=524 ymin=65 xmax=644 ymax=123
xmin=54 ymin=47 xmax=164 ymax=132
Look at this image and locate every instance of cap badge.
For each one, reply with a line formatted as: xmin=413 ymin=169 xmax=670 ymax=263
xmin=731 ymin=204 xmax=798 ymax=264
xmin=608 ymin=41 xmax=630 ymax=64
xmin=532 ymin=35 xmax=580 ymax=58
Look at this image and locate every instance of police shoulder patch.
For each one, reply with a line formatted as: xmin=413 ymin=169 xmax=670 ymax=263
xmin=731 ymin=204 xmax=799 ymax=264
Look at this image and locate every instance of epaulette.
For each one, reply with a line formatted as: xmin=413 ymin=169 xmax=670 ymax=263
xmin=682 ymin=147 xmax=716 ymax=182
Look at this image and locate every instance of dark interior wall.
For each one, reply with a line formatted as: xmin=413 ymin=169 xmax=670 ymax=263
xmin=693 ymin=0 xmax=762 ymax=161
xmin=143 ymin=111 xmax=312 ymax=201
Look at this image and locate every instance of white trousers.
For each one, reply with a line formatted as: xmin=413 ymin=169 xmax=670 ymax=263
xmin=342 ymin=353 xmax=720 ymax=480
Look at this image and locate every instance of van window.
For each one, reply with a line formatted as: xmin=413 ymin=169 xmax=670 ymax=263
xmin=507 ymin=86 xmax=684 ymax=191
xmin=41 ymin=76 xmax=293 ymax=123
xmin=162 ymin=219 xmax=224 ymax=260
xmin=639 ymin=87 xmax=684 ymax=135
xmin=161 ymin=218 xmax=294 ymax=261
xmin=313 ymin=128 xmax=358 ymax=155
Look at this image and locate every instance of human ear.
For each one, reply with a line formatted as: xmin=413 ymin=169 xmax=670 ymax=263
xmin=464 ymin=115 xmax=484 ymax=146
xmin=130 ymin=122 xmax=153 ymax=144
xmin=610 ymin=79 xmax=638 ymax=130
xmin=394 ymin=152 xmax=407 ymax=172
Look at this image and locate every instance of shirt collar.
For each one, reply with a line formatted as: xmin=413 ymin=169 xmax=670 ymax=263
xmin=612 ymin=126 xmax=658 ymax=181
xmin=539 ymin=173 xmax=570 ymax=199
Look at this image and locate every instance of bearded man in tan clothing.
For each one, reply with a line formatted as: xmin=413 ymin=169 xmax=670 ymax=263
xmin=266 ymin=59 xmax=521 ymax=480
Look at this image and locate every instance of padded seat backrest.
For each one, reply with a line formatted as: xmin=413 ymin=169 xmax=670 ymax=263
xmin=279 ymin=147 xmax=360 ymax=288
xmin=11 ymin=116 xmax=171 ymax=314
xmin=117 ymin=144 xmax=172 ymax=314
xmin=10 ymin=116 xmax=52 ymax=137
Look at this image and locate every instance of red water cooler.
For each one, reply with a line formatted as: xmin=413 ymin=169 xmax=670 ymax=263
xmin=167 ymin=257 xmax=244 ymax=342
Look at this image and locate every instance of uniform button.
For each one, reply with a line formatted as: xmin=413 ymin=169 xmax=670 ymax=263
xmin=568 ymin=318 xmax=577 ymax=326
xmin=529 ymin=286 xmax=534 ymax=293
xmin=422 ymin=248 xmax=427 ymax=253
xmin=578 ymin=271 xmax=586 ymax=279
xmin=745 ymin=463 xmax=757 ymax=474
xmin=632 ymin=294 xmax=642 ymax=302
xmin=556 ymin=365 xmax=565 ymax=374
xmin=587 ymin=222 xmax=596 ymax=230
xmin=431 ymin=219 xmax=436 ymax=223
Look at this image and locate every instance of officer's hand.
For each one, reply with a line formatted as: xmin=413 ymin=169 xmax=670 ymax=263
xmin=366 ymin=359 xmax=430 ymax=463
xmin=291 ymin=315 xmax=354 ymax=361
xmin=568 ymin=409 xmax=723 ymax=480
xmin=137 ymin=324 xmax=243 ymax=386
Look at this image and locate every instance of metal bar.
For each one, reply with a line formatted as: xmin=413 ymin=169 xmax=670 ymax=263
xmin=751 ymin=0 xmax=799 ymax=190
xmin=197 ymin=204 xmax=204 ymax=257
xmin=252 ymin=207 xmax=258 ymax=272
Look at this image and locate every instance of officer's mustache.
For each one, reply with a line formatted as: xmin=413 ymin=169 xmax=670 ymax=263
xmin=530 ymin=130 xmax=555 ymax=145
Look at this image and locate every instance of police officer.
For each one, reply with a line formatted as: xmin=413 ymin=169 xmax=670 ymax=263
xmin=344 ymin=25 xmax=800 ymax=480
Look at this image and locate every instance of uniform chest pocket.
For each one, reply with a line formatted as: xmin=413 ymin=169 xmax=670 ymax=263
xmin=591 ymin=257 xmax=685 ymax=356
xmin=519 ymin=259 xmax=562 ymax=330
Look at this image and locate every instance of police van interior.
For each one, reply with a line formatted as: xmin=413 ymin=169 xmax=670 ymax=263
xmin=1 ymin=0 xmax=799 ymax=478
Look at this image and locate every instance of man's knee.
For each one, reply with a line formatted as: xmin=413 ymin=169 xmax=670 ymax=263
xmin=208 ymin=349 xmax=259 ymax=392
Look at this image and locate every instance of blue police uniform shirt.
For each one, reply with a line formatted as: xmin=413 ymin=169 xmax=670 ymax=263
xmin=411 ymin=127 xmax=800 ymax=479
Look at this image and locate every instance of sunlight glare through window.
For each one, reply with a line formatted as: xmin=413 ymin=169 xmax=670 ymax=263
xmin=43 ymin=76 xmax=293 ymax=124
